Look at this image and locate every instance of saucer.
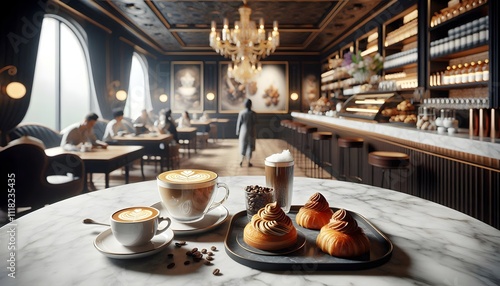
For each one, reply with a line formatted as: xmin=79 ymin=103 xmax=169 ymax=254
xmin=236 ymin=230 xmax=306 ymax=256
xmin=93 ymin=228 xmax=174 ymax=259
xmin=151 ymin=202 xmax=229 ymax=235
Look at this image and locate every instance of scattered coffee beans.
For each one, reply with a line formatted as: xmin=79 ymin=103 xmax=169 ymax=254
xmin=210 ymin=246 xmax=217 ymax=251
xmin=167 ymin=253 xmax=174 ymax=258
xmin=201 ymin=248 xmax=207 ymax=254
xmin=212 ymin=268 xmax=221 ymax=276
xmin=167 ymin=262 xmax=175 ymax=269
xmin=184 ymin=261 xmax=190 ymax=265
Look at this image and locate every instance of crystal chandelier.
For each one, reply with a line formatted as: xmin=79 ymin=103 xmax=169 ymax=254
xmin=209 ymin=0 xmax=279 ymax=84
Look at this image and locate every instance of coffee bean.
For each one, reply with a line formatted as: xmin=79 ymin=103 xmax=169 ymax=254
xmin=191 ymin=247 xmax=198 ymax=253
xmin=167 ymin=262 xmax=175 ymax=269
xmin=210 ymin=246 xmax=217 ymax=251
xmin=206 ymin=256 xmax=214 ymax=261
xmin=184 ymin=261 xmax=190 ymax=265
xmin=186 ymin=251 xmax=192 ymax=256
xmin=207 ymin=252 xmax=214 ymax=256
xmin=201 ymin=248 xmax=207 ymax=254
xmin=212 ymin=268 xmax=221 ymax=276
xmin=167 ymin=253 xmax=174 ymax=258
xmin=204 ymin=259 xmax=212 ymax=266
xmin=178 ymin=241 xmax=186 ymax=245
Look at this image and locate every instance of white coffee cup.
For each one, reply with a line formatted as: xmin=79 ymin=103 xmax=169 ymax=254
xmin=157 ymin=169 xmax=230 ymax=223
xmin=110 ymin=206 xmax=171 ymax=247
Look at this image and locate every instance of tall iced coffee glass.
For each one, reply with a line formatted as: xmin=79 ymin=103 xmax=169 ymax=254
xmin=265 ymin=150 xmax=294 ymax=213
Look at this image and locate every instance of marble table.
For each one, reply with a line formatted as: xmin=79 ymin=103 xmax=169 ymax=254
xmin=1 ymin=176 xmax=499 ymax=285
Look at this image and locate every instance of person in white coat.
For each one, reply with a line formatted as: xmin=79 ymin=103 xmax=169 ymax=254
xmin=236 ymin=98 xmax=257 ymax=167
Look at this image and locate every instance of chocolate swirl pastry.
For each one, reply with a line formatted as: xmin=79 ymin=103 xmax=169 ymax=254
xmin=316 ymin=209 xmax=370 ymax=258
xmin=243 ymin=202 xmax=297 ymax=251
xmin=295 ymin=192 xmax=333 ymax=230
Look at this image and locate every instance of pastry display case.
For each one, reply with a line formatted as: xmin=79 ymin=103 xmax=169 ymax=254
xmin=339 ymin=92 xmax=416 ymax=123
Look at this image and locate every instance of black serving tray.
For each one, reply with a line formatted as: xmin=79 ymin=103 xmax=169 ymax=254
xmin=224 ymin=206 xmax=393 ymax=271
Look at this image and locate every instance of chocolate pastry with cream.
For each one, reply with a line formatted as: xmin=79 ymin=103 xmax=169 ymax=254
xmin=316 ymin=208 xmax=370 ymax=258
xmin=243 ymin=202 xmax=297 ymax=251
xmin=295 ymin=192 xmax=333 ymax=230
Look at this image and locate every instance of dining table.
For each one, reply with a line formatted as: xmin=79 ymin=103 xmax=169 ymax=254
xmin=112 ymin=133 xmax=173 ymax=173
xmin=1 ymin=176 xmax=499 ymax=285
xmin=45 ymin=145 xmax=144 ymax=188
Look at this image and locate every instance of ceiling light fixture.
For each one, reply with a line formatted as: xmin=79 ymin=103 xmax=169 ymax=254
xmin=209 ymin=0 xmax=279 ymax=84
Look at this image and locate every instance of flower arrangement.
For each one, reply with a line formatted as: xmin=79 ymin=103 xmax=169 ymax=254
xmin=342 ymin=52 xmax=384 ymax=77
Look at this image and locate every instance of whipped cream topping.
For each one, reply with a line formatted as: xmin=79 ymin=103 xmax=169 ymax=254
xmin=251 ymin=202 xmax=294 ymax=236
xmin=303 ymin=192 xmax=331 ymax=211
xmin=326 ymin=209 xmax=360 ymax=234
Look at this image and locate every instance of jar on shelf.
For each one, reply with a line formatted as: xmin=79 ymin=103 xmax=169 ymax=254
xmin=416 ymin=106 xmax=436 ymax=131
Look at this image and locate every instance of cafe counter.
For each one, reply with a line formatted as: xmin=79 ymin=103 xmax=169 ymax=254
xmin=291 ymin=112 xmax=500 ymax=230
xmin=1 ymin=177 xmax=499 ymax=285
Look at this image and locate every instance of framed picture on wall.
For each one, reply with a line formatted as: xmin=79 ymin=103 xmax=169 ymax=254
xmin=219 ymin=61 xmax=288 ymax=113
xmin=171 ymin=61 xmax=203 ymax=113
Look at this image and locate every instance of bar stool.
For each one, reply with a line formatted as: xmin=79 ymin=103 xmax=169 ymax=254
xmin=289 ymin=122 xmax=306 ymax=158
xmin=280 ymin=120 xmax=292 ymax=149
xmin=311 ymin=131 xmax=334 ymax=179
xmin=338 ymin=137 xmax=364 ymax=183
xmin=297 ymin=125 xmax=317 ymax=168
xmin=368 ymin=151 xmax=410 ymax=189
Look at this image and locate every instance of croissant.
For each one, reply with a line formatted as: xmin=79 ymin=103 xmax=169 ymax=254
xmin=296 ymin=192 xmax=333 ymax=229
xmin=316 ymin=209 xmax=370 ymax=258
xmin=243 ymin=202 xmax=297 ymax=251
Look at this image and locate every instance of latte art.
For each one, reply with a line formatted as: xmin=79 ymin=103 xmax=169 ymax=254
xmin=161 ymin=169 xmax=216 ymax=184
xmin=112 ymin=207 xmax=157 ymax=222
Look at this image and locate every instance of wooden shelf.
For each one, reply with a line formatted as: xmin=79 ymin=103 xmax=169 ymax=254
xmin=429 ymin=82 xmax=488 ymax=90
xmin=430 ymin=2 xmax=488 ymax=33
xmin=430 ymin=44 xmax=489 ymax=61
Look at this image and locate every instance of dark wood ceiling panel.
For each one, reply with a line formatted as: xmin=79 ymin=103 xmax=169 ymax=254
xmin=82 ymin=0 xmax=392 ymax=55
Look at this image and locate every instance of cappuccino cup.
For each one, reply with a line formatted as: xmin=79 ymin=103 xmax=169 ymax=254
xmin=157 ymin=169 xmax=230 ymax=223
xmin=110 ymin=206 xmax=171 ymax=247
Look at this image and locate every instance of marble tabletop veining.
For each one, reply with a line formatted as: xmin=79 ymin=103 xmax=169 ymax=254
xmin=1 ymin=176 xmax=499 ymax=285
xmin=292 ymin=112 xmax=500 ymax=160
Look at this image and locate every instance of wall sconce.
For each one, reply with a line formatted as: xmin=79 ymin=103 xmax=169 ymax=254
xmin=108 ymin=80 xmax=127 ymax=101
xmin=1 ymin=65 xmax=26 ymax=99
xmin=290 ymin=92 xmax=299 ymax=101
xmin=206 ymin=92 xmax=215 ymax=101
xmin=159 ymin=93 xmax=168 ymax=102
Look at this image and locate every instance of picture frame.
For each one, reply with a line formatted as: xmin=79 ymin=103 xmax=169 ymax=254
xmin=171 ymin=61 xmax=203 ymax=113
xmin=219 ymin=61 xmax=288 ymax=113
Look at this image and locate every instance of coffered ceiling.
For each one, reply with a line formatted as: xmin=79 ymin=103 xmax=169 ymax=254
xmin=76 ymin=0 xmax=393 ymax=56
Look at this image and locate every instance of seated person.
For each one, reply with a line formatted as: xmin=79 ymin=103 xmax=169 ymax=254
xmin=60 ymin=113 xmax=108 ymax=150
xmin=134 ymin=108 xmax=154 ymax=131
xmin=177 ymin=110 xmax=191 ymax=128
xmin=199 ymin=111 xmax=210 ymax=122
xmin=103 ymin=109 xmax=135 ymax=142
xmin=156 ymin=109 xmax=179 ymax=143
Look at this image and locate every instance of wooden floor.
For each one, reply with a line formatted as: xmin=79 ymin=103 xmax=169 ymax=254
xmin=91 ymin=138 xmax=322 ymax=191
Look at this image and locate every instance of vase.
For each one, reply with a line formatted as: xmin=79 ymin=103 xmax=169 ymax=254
xmin=353 ymin=71 xmax=371 ymax=83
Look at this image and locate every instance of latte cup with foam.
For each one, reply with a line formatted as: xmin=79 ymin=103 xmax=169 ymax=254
xmin=110 ymin=206 xmax=171 ymax=247
xmin=265 ymin=150 xmax=294 ymax=213
xmin=157 ymin=169 xmax=230 ymax=223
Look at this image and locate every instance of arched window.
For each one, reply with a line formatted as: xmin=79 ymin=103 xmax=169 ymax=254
xmin=23 ymin=15 xmax=100 ymax=130
xmin=124 ymin=53 xmax=152 ymax=121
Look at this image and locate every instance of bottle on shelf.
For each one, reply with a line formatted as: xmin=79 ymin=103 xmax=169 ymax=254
xmin=443 ymin=66 xmax=451 ymax=85
xmin=461 ymin=63 xmax=469 ymax=83
xmin=482 ymin=59 xmax=489 ymax=81
xmin=456 ymin=64 xmax=463 ymax=84
xmin=450 ymin=65 xmax=457 ymax=84
xmin=475 ymin=60 xmax=483 ymax=82
xmin=468 ymin=62 xmax=476 ymax=83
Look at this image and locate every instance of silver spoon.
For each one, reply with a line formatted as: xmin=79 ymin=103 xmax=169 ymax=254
xmin=83 ymin=218 xmax=109 ymax=226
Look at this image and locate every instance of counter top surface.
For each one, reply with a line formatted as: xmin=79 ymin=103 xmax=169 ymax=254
xmin=292 ymin=112 xmax=500 ymax=160
xmin=1 ymin=176 xmax=499 ymax=285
